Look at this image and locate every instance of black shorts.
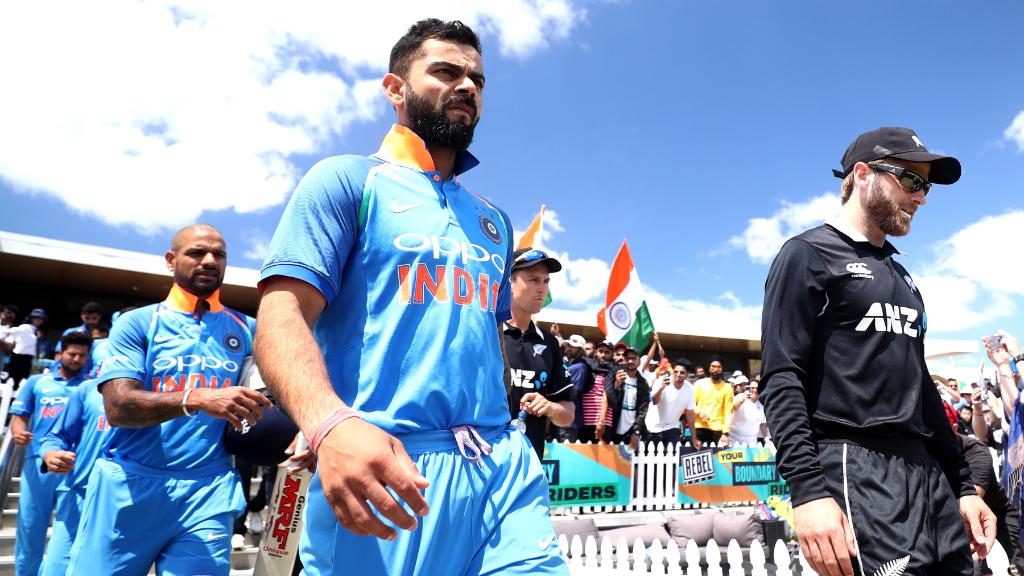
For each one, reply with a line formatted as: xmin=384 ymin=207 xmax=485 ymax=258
xmin=819 ymin=439 xmax=971 ymax=576
xmin=696 ymin=428 xmax=722 ymax=445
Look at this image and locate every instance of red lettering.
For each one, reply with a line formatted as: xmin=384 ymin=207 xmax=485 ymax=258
xmin=453 ymin=267 xmax=474 ymax=305
xmin=271 ymin=476 xmax=302 ymax=549
xmin=477 ymin=273 xmax=490 ymax=309
xmin=153 ymin=375 xmax=186 ymax=393
xmin=96 ymin=415 xmax=111 ymax=430
xmin=398 ymin=265 xmax=503 ymax=311
xmin=413 ymin=264 xmax=448 ymax=303
xmin=187 ymin=373 xmax=208 ymax=389
xmin=41 ymin=406 xmax=63 ymax=419
xmin=397 ymin=264 xmax=412 ymax=304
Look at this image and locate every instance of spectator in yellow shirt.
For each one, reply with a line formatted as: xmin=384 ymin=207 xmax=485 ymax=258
xmin=693 ymin=360 xmax=733 ymax=446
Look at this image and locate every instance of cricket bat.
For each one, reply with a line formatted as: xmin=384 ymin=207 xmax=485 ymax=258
xmin=253 ymin=433 xmax=312 ymax=576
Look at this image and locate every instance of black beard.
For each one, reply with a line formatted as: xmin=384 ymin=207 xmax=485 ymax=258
xmin=177 ymin=270 xmax=222 ymax=298
xmin=866 ymin=178 xmax=911 ymax=237
xmin=405 ymin=88 xmax=477 ymax=150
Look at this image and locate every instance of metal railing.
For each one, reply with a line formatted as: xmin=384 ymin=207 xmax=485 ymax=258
xmin=0 ymin=378 xmax=24 ymax=515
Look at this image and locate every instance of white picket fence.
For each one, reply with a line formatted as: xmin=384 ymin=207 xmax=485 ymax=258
xmin=557 ymin=534 xmax=1013 ymax=575
xmin=553 ymin=440 xmax=767 ymax=515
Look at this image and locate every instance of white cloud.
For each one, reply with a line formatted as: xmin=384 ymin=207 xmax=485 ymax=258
xmin=1004 ymin=111 xmax=1024 ymax=152
xmin=729 ymin=192 xmax=841 ymax=264
xmin=913 ymin=273 xmax=1015 ymax=333
xmin=0 ymin=1 xmax=583 ymax=232
xmin=914 ymin=210 xmax=1024 ymax=334
xmin=241 ymin=230 xmax=270 ymax=263
xmin=645 ymin=289 xmax=762 ymax=340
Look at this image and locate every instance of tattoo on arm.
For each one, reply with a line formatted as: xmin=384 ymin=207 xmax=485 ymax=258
xmin=102 ymin=378 xmax=185 ymax=428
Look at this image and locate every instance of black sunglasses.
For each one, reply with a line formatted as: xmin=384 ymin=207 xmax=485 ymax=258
xmin=869 ymin=164 xmax=931 ymax=195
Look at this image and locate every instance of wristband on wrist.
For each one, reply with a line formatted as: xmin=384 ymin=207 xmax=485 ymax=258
xmin=181 ymin=388 xmax=198 ymax=417
xmin=308 ymin=406 xmax=362 ymax=455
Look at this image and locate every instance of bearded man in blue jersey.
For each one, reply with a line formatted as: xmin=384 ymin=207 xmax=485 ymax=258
xmin=256 ymin=18 xmax=568 ymax=576
xmin=67 ymin=224 xmax=272 ymax=576
xmin=10 ymin=330 xmax=90 ymax=576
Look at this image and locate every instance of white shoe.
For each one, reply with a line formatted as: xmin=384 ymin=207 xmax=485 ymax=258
xmin=247 ymin=511 xmax=264 ymax=535
xmin=231 ymin=533 xmax=246 ymax=550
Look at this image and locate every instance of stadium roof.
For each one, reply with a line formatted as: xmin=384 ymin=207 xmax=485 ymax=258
xmin=0 ymin=230 xmax=978 ymax=364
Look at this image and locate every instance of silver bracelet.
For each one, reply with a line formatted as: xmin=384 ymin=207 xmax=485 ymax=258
xmin=181 ymin=388 xmax=198 ymax=417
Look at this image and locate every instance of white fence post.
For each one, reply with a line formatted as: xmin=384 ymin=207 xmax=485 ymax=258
xmin=664 ymin=540 xmax=682 ymax=576
xmin=614 ymin=537 xmax=630 ymax=575
xmin=725 ymin=540 xmax=743 ymax=576
xmin=583 ymin=536 xmax=600 ymax=572
xmin=684 ymin=540 xmax=701 ymax=576
xmin=569 ymin=535 xmax=584 ymax=569
xmin=773 ymin=539 xmax=792 ymax=576
xmin=705 ymin=539 xmax=722 ymax=576
xmin=749 ymin=540 xmax=767 ymax=576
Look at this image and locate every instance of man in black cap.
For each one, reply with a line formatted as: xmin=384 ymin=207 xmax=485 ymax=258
xmin=503 ymin=247 xmax=574 ymax=459
xmin=1 ymin=307 xmax=45 ymax=387
xmin=760 ymin=127 xmax=995 ymax=576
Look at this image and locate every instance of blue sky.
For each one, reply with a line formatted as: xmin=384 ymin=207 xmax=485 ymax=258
xmin=2 ymin=1 xmax=1023 ymax=368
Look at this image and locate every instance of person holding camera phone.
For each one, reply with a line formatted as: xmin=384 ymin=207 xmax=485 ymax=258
xmin=597 ymin=347 xmax=649 ymax=448
xmin=728 ymin=379 xmax=766 ymax=447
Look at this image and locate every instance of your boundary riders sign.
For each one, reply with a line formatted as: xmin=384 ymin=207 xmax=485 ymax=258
xmin=678 ymin=446 xmax=789 ymax=505
xmin=542 ymin=442 xmax=632 ymax=507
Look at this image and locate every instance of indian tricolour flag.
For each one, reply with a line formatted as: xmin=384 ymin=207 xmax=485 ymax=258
xmin=516 ymin=205 xmax=552 ymax=307
xmin=597 ymin=240 xmax=654 ymax=350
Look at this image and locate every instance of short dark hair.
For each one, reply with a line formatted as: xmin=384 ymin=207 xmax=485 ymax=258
xmin=841 ymin=159 xmax=888 ymax=204
xmin=674 ymin=357 xmax=692 ymax=370
xmin=62 ymin=330 xmax=93 ymax=350
xmin=389 ymin=19 xmax=482 ymax=79
xmin=81 ymin=301 xmax=103 ymax=314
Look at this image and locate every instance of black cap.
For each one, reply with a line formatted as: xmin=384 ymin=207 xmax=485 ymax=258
xmin=511 ymin=247 xmax=563 ymax=273
xmin=832 ymin=127 xmax=961 ymax=185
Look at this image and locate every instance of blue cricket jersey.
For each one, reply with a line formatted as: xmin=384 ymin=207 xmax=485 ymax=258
xmin=88 ymin=337 xmax=112 ymax=378
xmin=99 ymin=285 xmax=254 ymax=471
xmin=38 ymin=378 xmax=112 ymax=491
xmin=10 ymin=372 xmax=87 ymax=459
xmin=260 ymin=124 xmax=512 ymax=434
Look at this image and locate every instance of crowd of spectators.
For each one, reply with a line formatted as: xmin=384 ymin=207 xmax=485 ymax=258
xmin=0 ymin=302 xmax=113 ymax=389
xmin=543 ymin=328 xmax=767 ymax=451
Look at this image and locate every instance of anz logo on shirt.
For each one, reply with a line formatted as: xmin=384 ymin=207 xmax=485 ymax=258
xmin=510 ymin=368 xmax=547 ymax=390
xmin=855 ymin=302 xmax=920 ymax=338
xmin=392 ymin=232 xmax=505 ymax=312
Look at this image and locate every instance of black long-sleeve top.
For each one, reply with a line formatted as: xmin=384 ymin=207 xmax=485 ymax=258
xmin=760 ymin=221 xmax=975 ymax=507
